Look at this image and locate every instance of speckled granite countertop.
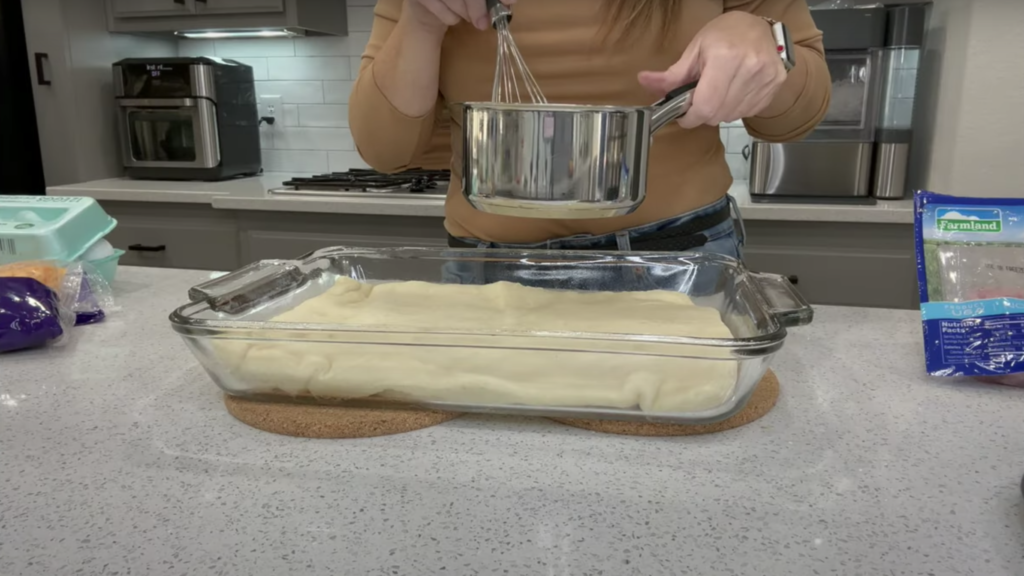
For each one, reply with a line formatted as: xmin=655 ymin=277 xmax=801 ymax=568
xmin=48 ymin=176 xmax=915 ymax=224
xmin=2 ymin=267 xmax=1022 ymax=576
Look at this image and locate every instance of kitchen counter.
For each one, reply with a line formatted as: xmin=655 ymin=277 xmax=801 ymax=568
xmin=43 ymin=173 xmax=296 ymax=205
xmin=48 ymin=175 xmax=915 ymax=224
xmin=2 ymin=267 xmax=1022 ymax=576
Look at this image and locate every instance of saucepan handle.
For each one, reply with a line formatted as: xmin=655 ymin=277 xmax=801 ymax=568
xmin=649 ymin=80 xmax=699 ymax=133
xmin=751 ymin=272 xmax=814 ymax=328
xmin=188 ymin=260 xmax=307 ymax=315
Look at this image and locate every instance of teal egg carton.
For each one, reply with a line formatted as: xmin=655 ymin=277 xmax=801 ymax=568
xmin=0 ymin=196 xmax=117 ymax=265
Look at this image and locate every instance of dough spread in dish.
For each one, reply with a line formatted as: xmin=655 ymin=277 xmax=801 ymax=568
xmin=211 ymin=278 xmax=738 ymax=413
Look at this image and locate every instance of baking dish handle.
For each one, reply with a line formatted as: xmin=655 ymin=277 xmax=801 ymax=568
xmin=752 ymin=272 xmax=814 ymax=327
xmin=188 ymin=260 xmax=306 ymax=314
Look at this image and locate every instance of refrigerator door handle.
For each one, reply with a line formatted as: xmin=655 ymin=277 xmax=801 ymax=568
xmin=34 ymin=53 xmax=51 ymax=86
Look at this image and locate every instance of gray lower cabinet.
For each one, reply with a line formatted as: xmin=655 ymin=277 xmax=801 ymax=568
xmin=743 ymin=220 xmax=918 ymax=309
xmin=237 ymin=212 xmax=449 ymax=262
xmin=96 ymin=200 xmax=918 ymax=309
xmin=100 ymin=201 xmax=240 ymax=271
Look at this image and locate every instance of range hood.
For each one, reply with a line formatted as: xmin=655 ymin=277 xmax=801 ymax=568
xmin=175 ymin=29 xmax=302 ymax=40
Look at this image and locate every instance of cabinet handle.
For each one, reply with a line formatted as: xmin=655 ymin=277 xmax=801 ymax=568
xmin=194 ymin=0 xmax=206 ymax=3
xmin=128 ymin=244 xmax=167 ymax=252
xmin=174 ymin=0 xmax=186 ymax=4
xmin=34 ymin=53 xmax=51 ymax=86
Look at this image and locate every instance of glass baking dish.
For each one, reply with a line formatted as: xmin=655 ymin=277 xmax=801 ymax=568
xmin=170 ymin=247 xmax=812 ymax=424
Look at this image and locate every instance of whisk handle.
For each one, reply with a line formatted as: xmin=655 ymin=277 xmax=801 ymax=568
xmin=486 ymin=0 xmax=512 ymax=27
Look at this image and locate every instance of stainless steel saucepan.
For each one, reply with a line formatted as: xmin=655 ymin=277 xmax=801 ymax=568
xmin=459 ymin=81 xmax=698 ymax=219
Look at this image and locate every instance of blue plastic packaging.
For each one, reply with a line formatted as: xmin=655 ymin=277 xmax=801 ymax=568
xmin=915 ymin=191 xmax=1024 ymax=384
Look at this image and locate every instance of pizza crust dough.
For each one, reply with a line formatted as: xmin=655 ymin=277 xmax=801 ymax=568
xmin=210 ymin=278 xmax=738 ymax=413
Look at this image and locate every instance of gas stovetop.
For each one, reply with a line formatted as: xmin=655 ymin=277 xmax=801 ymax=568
xmin=271 ymin=169 xmax=449 ymax=199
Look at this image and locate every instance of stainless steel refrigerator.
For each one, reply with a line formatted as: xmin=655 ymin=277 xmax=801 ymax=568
xmin=0 ymin=0 xmax=44 ymax=194
xmin=3 ymin=0 xmax=174 ymax=195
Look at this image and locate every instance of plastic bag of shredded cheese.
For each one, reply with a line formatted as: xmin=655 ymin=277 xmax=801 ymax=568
xmin=915 ymin=191 xmax=1024 ymax=386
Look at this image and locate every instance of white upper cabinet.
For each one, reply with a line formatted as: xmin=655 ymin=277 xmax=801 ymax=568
xmin=106 ymin=0 xmax=347 ymax=35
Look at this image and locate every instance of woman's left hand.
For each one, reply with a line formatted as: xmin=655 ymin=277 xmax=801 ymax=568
xmin=638 ymin=12 xmax=788 ymax=129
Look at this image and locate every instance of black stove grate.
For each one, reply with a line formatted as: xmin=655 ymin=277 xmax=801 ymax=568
xmin=282 ymin=168 xmax=450 ymax=193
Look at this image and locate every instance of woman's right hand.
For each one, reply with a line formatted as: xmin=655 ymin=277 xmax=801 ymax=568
xmin=404 ymin=0 xmax=515 ymax=32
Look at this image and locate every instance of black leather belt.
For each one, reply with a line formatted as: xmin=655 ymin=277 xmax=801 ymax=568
xmin=448 ymin=202 xmax=731 ymax=251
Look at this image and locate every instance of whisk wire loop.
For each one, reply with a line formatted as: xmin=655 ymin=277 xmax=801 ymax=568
xmin=490 ymin=11 xmax=547 ymax=104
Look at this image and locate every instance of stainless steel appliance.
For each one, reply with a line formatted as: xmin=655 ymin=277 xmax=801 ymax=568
xmin=114 ymin=57 xmax=261 ymax=181
xmin=749 ymin=6 xmax=925 ymax=202
xmin=459 ymin=83 xmax=697 ymax=219
xmin=269 ymin=169 xmax=450 ymax=200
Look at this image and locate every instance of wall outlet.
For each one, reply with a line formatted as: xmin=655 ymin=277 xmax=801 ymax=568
xmin=258 ymin=94 xmax=282 ymax=122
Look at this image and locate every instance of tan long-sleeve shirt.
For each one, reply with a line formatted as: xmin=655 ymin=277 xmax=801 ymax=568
xmin=350 ymin=0 xmax=830 ymax=243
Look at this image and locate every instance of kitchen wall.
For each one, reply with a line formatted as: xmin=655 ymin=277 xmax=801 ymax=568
xmin=177 ymin=0 xmax=375 ymax=175
xmin=911 ymin=0 xmax=1024 ymax=198
xmin=720 ymin=123 xmax=752 ymax=182
xmin=178 ymin=0 xmax=753 ymax=181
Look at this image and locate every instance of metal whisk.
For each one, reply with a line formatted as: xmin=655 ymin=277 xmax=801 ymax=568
xmin=487 ymin=0 xmax=546 ymax=104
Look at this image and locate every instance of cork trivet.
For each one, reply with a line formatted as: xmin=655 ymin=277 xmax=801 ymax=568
xmin=223 ymin=395 xmax=462 ymax=438
xmin=549 ymin=370 xmax=780 ymax=436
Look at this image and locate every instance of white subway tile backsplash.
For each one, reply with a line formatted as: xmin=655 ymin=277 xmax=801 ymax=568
xmin=262 ymin=149 xmax=329 ymax=173
xmin=298 ymin=104 xmax=349 ymax=127
xmin=293 ymin=37 xmax=347 ymax=57
xmin=268 ymin=56 xmax=350 ymax=80
xmin=256 ymin=81 xmax=324 ymax=104
xmin=346 ymin=33 xmax=372 ymax=55
xmin=178 ymin=40 xmax=215 ymax=57
xmin=214 ymin=38 xmax=295 ymax=57
xmin=260 ymin=126 xmax=274 ymax=149
xmin=725 ymin=154 xmax=749 ymax=181
xmin=324 ymin=80 xmax=354 ymax=104
xmin=273 ymin=127 xmax=355 ymax=151
xmin=717 ymin=124 xmax=751 ymax=181
xmin=281 ymin=104 xmax=300 ymax=126
xmin=294 ymin=32 xmax=371 ymax=57
xmin=350 ymin=56 xmax=364 ymax=76
xmin=347 ymin=6 xmax=375 ymax=32
xmin=329 ymin=151 xmax=370 ymax=172
xmin=725 ymin=127 xmax=751 ymax=155
xmin=348 ymin=5 xmax=376 ymax=31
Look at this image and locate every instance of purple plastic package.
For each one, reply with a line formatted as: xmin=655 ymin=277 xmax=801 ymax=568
xmin=0 ymin=277 xmax=66 ymax=353
xmin=72 ymin=275 xmax=106 ymax=326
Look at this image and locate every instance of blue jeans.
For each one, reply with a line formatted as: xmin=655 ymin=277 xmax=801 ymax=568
xmin=443 ymin=196 xmax=747 ymax=294
xmin=451 ymin=195 xmax=745 ymax=258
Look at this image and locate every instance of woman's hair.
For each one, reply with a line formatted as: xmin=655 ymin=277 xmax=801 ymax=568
xmin=602 ymin=0 xmax=684 ymax=40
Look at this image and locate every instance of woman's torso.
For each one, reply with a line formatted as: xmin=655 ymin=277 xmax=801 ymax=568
xmin=413 ymin=1 xmax=735 ymax=243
